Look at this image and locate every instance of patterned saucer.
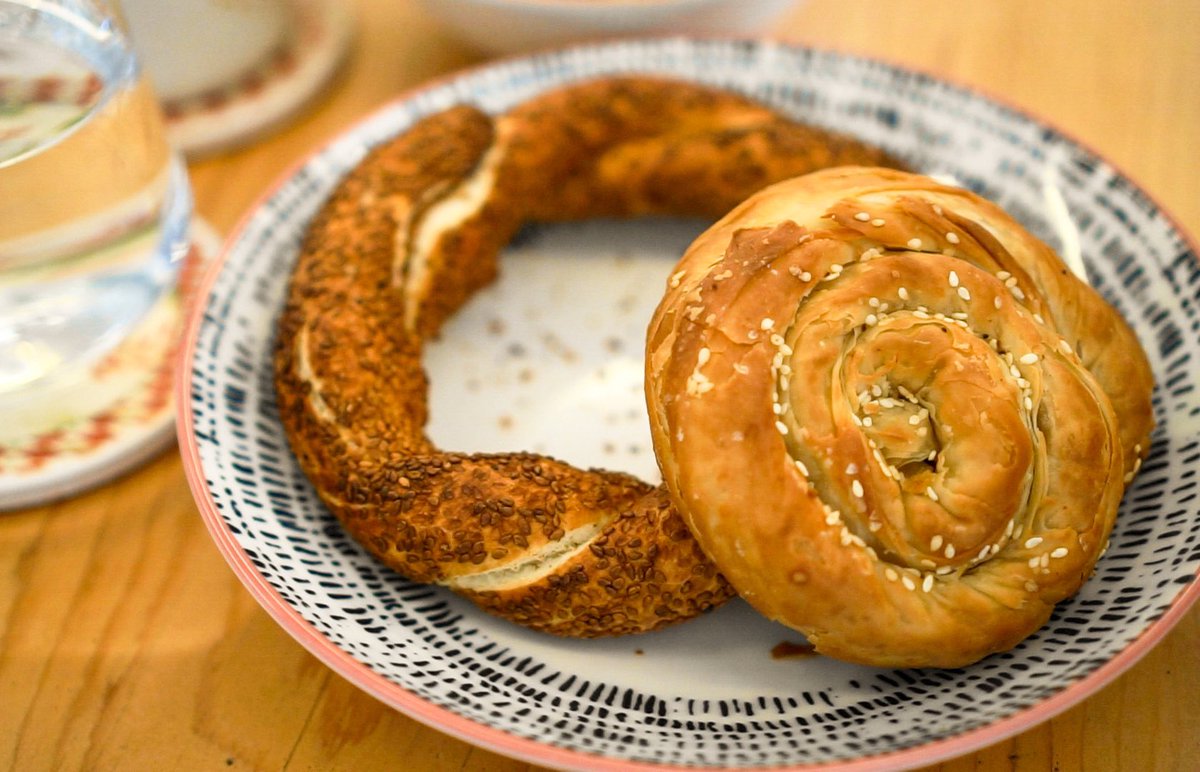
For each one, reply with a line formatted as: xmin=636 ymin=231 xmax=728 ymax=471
xmin=162 ymin=0 xmax=353 ymax=158
xmin=0 ymin=219 xmax=221 ymax=511
xmin=178 ymin=40 xmax=1200 ymax=770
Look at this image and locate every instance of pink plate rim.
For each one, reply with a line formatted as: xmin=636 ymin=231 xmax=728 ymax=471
xmin=175 ymin=37 xmax=1200 ymax=772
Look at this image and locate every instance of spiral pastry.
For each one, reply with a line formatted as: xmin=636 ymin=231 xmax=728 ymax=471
xmin=646 ymin=167 xmax=1154 ymax=666
xmin=274 ymin=77 xmax=903 ymax=636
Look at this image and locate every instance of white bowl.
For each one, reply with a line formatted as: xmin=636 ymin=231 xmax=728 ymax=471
xmin=416 ymin=0 xmax=801 ymax=55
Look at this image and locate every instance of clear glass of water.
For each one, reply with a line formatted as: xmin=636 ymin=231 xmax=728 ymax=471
xmin=0 ymin=0 xmax=191 ymax=419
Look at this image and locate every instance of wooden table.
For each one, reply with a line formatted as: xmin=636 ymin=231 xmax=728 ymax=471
xmin=4 ymin=0 xmax=1197 ymax=769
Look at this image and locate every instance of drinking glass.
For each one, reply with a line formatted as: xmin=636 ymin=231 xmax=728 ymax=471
xmin=0 ymin=0 xmax=192 ymax=428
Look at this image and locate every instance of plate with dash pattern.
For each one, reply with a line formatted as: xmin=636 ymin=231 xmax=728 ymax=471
xmin=177 ymin=38 xmax=1200 ymax=771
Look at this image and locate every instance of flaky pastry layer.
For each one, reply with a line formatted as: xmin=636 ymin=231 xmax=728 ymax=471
xmin=646 ymin=167 xmax=1154 ymax=666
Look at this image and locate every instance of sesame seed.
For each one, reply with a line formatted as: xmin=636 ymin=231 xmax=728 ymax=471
xmin=795 ymin=459 xmax=809 ymax=476
xmin=866 ymin=313 xmax=879 ymax=326
xmin=898 ymin=287 xmax=909 ymax=300
xmin=946 ymin=232 xmax=960 ymax=244
xmin=933 ymin=204 xmax=944 ymax=215
xmin=937 ymin=566 xmax=954 ymax=575
xmin=1024 ymin=581 xmax=1039 ymax=592
xmin=697 ymin=347 xmax=711 ymax=365
xmin=840 ymin=528 xmax=853 ymax=546
xmin=907 ymin=238 xmax=922 ymax=249
xmin=909 ymin=414 xmax=922 ymax=426
xmin=1028 ymin=556 xmax=1040 ymax=568
xmin=931 ymin=535 xmax=944 ymax=551
xmin=854 ymin=211 xmax=871 ymax=221
xmin=800 ymin=271 xmax=813 ymax=281
xmin=977 ymin=545 xmax=991 ymax=561
xmin=775 ymin=420 xmax=789 ymax=435
xmin=949 ymin=271 xmax=960 ymax=288
xmin=922 ymin=574 xmax=934 ymax=592
xmin=1020 ymin=353 xmax=1039 ymax=365
xmin=957 ymin=286 xmax=971 ymax=301
xmin=994 ymin=297 xmax=1002 ymax=310
xmin=869 ymin=296 xmax=880 ymax=308
xmin=762 ymin=318 xmax=776 ymax=331
xmin=1024 ymin=396 xmax=1034 ymax=411
xmin=869 ymin=519 xmax=883 ymax=532
xmin=885 ymin=567 xmax=898 ymax=582
xmin=852 ymin=479 xmax=865 ymax=497
xmin=830 ymin=263 xmax=844 ymax=273
xmin=825 ymin=509 xmax=840 ymax=525
xmin=871 ymin=218 xmax=885 ymax=227
xmin=902 ymin=575 xmax=916 ymax=591
xmin=1033 ymin=313 xmax=1045 ymax=325
xmin=944 ymin=544 xmax=956 ymax=558
xmin=1059 ymin=339 xmax=1074 ymax=354
xmin=862 ymin=416 xmax=874 ymax=427
xmin=997 ymin=271 xmax=1011 ymax=280
xmin=1050 ymin=547 xmax=1069 ymax=558
xmin=926 ymin=486 xmax=939 ymax=502
xmin=1011 ymin=285 xmax=1026 ymax=300
xmin=846 ymin=463 xmax=858 ymax=475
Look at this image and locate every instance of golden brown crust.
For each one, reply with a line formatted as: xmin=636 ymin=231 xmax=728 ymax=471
xmin=646 ymin=167 xmax=1154 ymax=665
xmin=275 ymin=77 xmax=902 ymax=637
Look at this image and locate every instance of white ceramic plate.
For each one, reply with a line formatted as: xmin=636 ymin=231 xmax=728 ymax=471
xmin=178 ymin=39 xmax=1200 ymax=770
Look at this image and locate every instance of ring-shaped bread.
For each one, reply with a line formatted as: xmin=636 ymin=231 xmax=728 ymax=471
xmin=645 ymin=166 xmax=1154 ymax=666
xmin=274 ymin=77 xmax=902 ymax=636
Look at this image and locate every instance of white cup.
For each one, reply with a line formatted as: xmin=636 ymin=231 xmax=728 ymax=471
xmin=121 ymin=0 xmax=289 ymax=102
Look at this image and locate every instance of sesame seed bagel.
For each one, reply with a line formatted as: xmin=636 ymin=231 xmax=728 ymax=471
xmin=274 ymin=77 xmax=903 ymax=637
xmin=645 ymin=166 xmax=1154 ymax=665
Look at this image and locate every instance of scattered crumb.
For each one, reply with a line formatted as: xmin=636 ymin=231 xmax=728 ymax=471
xmin=497 ymin=415 xmax=514 ymax=430
xmin=771 ymin=641 xmax=818 ymax=660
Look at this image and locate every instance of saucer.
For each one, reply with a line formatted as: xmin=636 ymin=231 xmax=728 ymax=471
xmin=0 ymin=219 xmax=222 ymax=511
xmin=162 ymin=0 xmax=354 ymax=157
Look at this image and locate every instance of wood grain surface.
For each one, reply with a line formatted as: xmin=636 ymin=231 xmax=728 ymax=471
xmin=3 ymin=0 xmax=1198 ymax=770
